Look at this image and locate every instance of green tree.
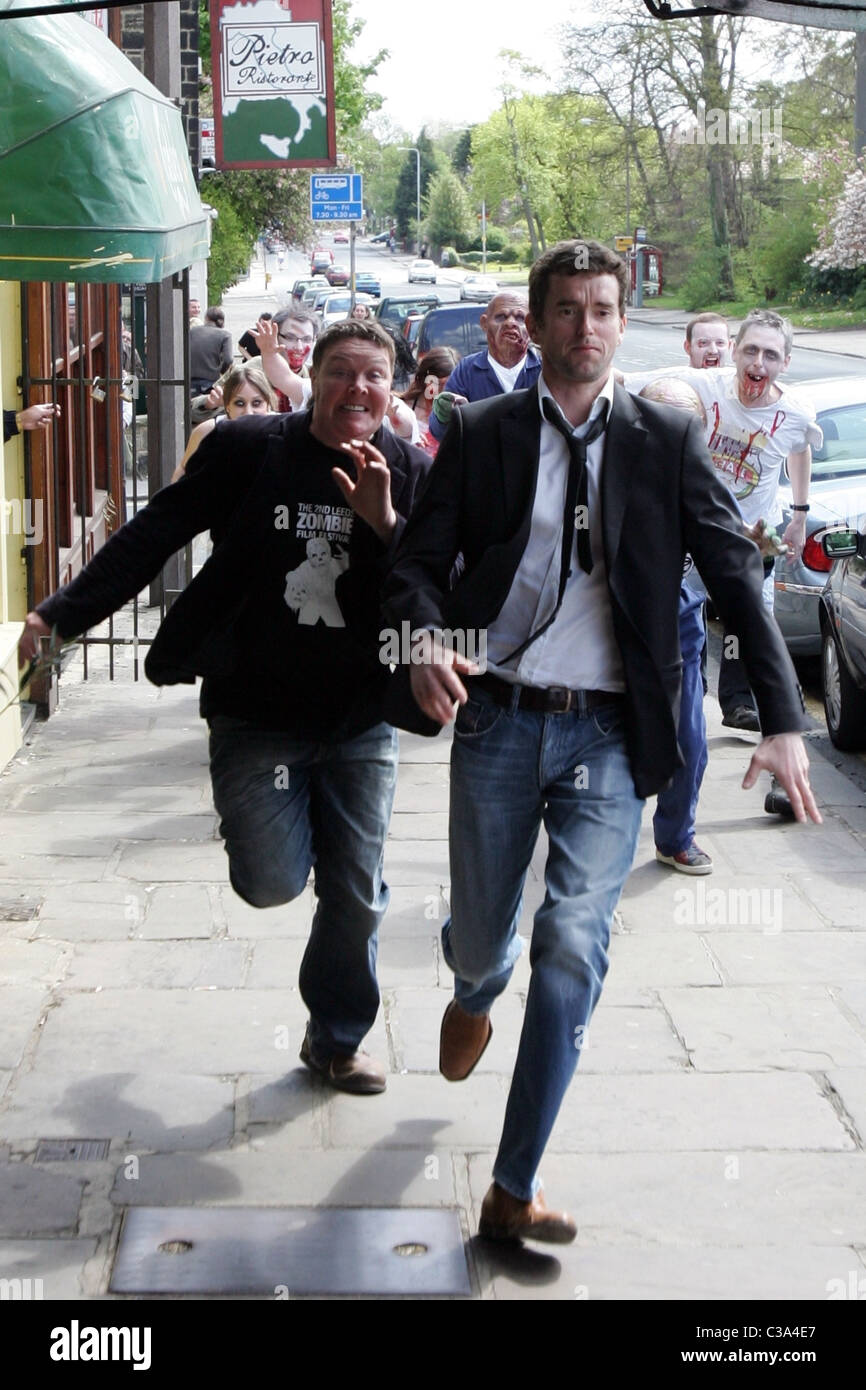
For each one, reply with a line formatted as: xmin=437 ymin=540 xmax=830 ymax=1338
xmin=394 ymin=130 xmax=438 ymax=241
xmin=425 ymin=168 xmax=473 ymax=252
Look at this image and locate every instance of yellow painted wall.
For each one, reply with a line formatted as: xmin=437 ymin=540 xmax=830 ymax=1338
xmin=0 ymin=280 xmax=26 ymax=765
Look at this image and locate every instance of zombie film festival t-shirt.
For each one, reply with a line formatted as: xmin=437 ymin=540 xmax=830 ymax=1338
xmin=624 ymin=366 xmax=822 ymax=527
xmin=201 ymin=431 xmax=389 ymax=739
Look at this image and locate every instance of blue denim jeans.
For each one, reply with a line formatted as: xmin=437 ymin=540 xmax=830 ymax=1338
xmin=445 ymin=686 xmax=644 ymax=1202
xmin=653 ymin=591 xmax=708 ymax=856
xmin=208 ymin=717 xmax=398 ymax=1057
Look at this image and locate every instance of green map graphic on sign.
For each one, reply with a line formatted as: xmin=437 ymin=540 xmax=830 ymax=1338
xmin=222 ymin=98 xmax=328 ymax=163
xmin=217 ymin=2 xmax=330 ymax=165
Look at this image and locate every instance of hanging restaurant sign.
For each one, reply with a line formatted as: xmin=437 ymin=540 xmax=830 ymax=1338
xmin=209 ymin=0 xmax=337 ymax=169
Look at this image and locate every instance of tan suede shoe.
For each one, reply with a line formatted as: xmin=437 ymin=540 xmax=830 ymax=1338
xmin=439 ymin=1000 xmax=492 ymax=1081
xmin=299 ymin=1028 xmax=386 ymax=1095
xmin=479 ymin=1182 xmax=577 ymax=1244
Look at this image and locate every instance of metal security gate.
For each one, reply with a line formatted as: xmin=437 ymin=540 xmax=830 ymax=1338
xmin=21 ymin=271 xmax=195 ymax=710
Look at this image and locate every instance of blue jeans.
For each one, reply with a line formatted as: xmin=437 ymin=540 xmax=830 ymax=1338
xmin=653 ymin=591 xmax=707 ymax=855
xmin=208 ymin=717 xmax=398 ymax=1057
xmin=445 ymin=687 xmax=644 ymax=1202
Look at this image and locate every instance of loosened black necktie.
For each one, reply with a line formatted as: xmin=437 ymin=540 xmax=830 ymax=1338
xmin=542 ymin=394 xmax=607 ymax=576
xmin=499 ymin=395 xmax=608 ymax=666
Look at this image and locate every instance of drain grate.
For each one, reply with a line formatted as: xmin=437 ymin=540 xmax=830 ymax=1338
xmin=35 ymin=1139 xmax=110 ymax=1162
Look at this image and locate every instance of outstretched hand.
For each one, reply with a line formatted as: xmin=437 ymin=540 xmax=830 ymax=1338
xmin=333 ymin=438 xmax=396 ymax=543
xmin=742 ymin=732 xmax=822 ymax=824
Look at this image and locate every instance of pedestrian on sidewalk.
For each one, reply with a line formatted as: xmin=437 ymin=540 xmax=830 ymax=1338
xmin=383 ymin=239 xmax=821 ymax=1247
xmin=19 ymin=319 xmax=431 ymax=1097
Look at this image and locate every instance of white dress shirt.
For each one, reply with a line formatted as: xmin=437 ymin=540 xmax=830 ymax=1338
xmin=485 ymin=374 xmax=626 ymax=691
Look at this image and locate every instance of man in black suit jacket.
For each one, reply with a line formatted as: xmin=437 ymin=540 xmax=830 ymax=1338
xmin=383 ymin=240 xmax=820 ymax=1244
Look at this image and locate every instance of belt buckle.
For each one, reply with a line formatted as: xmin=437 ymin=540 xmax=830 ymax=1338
xmin=547 ymin=685 xmax=574 ymax=713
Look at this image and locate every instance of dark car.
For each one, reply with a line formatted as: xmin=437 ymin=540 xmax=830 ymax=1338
xmin=325 ymin=263 xmax=350 ymax=287
xmin=374 ymin=294 xmax=440 ymax=331
xmin=354 ymin=271 xmax=381 ymax=299
xmin=819 ymin=525 xmax=866 ymax=750
xmin=415 ymin=302 xmax=487 ymax=359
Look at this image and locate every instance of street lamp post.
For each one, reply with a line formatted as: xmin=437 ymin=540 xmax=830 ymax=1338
xmin=399 ymin=146 xmax=421 ymax=256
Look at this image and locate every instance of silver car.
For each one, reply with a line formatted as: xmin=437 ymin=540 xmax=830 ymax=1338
xmin=774 ymin=376 xmax=866 ymax=655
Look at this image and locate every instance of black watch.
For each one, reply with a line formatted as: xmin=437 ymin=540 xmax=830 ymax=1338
xmin=791 ymin=503 xmax=810 ymax=513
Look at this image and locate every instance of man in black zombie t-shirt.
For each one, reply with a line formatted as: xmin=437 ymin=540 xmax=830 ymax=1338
xmin=19 ymin=321 xmax=431 ymax=1096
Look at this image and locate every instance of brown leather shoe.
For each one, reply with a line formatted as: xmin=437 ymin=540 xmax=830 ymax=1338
xmin=299 ymin=1029 xmax=386 ymax=1095
xmin=479 ymin=1182 xmax=577 ymax=1244
xmin=439 ymin=1000 xmax=492 ymax=1081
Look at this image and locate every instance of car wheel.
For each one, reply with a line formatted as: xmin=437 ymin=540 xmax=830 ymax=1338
xmin=822 ymin=628 xmax=866 ymax=751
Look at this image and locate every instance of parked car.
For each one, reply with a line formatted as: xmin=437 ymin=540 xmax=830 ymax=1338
xmin=409 ymin=258 xmax=437 ymax=284
xmin=773 ymin=377 xmax=866 ymax=655
xmin=317 ymin=292 xmax=377 ymax=327
xmin=819 ymin=524 xmax=866 ymax=749
xmin=354 ymin=271 xmax=381 ymax=299
xmin=460 ymin=273 xmax=498 ymax=302
xmin=300 ymin=277 xmax=330 ymax=307
xmin=325 ymin=263 xmax=350 ymax=287
xmin=374 ymin=294 xmax=440 ymax=331
xmin=290 ymin=276 xmax=325 ymax=304
xmin=369 ymin=230 xmax=391 ymax=244
xmin=415 ymin=302 xmax=487 ymax=359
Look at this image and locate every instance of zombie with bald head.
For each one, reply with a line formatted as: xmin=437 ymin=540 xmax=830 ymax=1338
xmin=429 ymin=290 xmax=542 ymax=440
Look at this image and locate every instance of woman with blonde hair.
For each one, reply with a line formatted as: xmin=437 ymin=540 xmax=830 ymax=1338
xmin=172 ymin=363 xmax=277 ymax=482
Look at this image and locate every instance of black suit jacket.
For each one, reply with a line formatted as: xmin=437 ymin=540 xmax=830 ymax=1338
xmin=383 ymin=383 xmax=807 ymax=798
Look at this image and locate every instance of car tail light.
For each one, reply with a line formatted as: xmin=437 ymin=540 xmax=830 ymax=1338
xmin=802 ymin=532 xmax=833 ymax=573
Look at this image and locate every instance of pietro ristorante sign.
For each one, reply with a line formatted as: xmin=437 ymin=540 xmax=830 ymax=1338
xmin=210 ymin=0 xmax=336 ymax=169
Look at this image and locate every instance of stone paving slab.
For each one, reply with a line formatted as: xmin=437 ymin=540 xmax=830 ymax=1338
xmin=33 ymin=990 xmax=312 ymax=1076
xmin=0 ymin=986 xmax=48 ymax=1069
xmin=326 ymin=1074 xmax=508 ymax=1151
xmin=619 ymin=871 xmax=843 ymax=933
xmin=388 ymin=812 xmax=448 ymax=840
xmin=467 ymin=1151 xmax=866 ymax=1247
xmin=790 ymin=875 xmax=866 ymax=929
xmin=10 ymin=782 xmax=209 ymax=813
xmin=659 ymin=985 xmax=866 ymax=1070
xmin=0 ymin=1071 xmax=236 ymax=1150
xmin=551 ymin=1072 xmax=854 ymax=1153
xmin=110 ymin=1145 xmax=458 ymax=1209
xmin=112 ymin=841 xmax=228 ymax=882
xmin=220 ymin=885 xmax=315 ymax=939
xmin=708 ymin=932 xmax=866 ymax=985
xmin=62 ymin=941 xmax=247 ymax=990
xmin=130 ymin=884 xmax=216 ymax=940
xmin=480 ymin=1243 xmax=866 ymax=1302
xmin=0 ymin=813 xmax=216 ymax=853
xmin=0 ymin=1238 xmax=98 ymax=1300
xmin=383 ymin=839 xmax=451 ymax=885
xmin=0 ymin=939 xmax=68 ymax=986
xmin=0 ymin=856 xmax=115 ymax=882
xmin=0 ymin=1163 xmax=87 ymax=1236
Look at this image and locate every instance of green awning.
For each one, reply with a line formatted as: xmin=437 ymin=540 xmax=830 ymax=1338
xmin=0 ymin=4 xmax=210 ymax=282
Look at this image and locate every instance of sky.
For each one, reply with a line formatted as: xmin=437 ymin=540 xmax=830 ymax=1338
xmin=351 ymin=0 xmax=594 ymax=135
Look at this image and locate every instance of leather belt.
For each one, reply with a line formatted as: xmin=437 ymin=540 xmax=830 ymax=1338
xmin=471 ymin=672 xmax=626 ymax=715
